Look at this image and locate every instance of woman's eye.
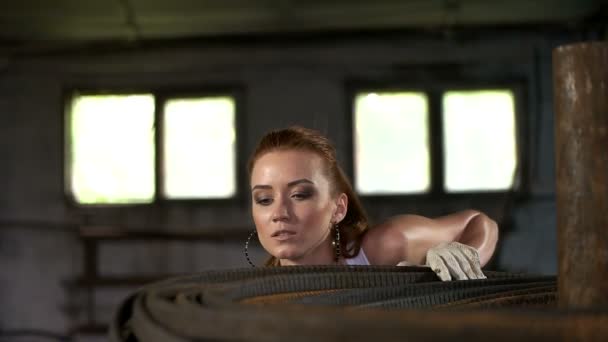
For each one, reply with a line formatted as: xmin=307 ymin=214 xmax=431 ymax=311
xmin=292 ymin=192 xmax=312 ymax=200
xmin=255 ymin=198 xmax=272 ymax=205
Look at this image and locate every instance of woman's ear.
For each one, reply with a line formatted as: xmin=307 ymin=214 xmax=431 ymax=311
xmin=333 ymin=193 xmax=348 ymax=223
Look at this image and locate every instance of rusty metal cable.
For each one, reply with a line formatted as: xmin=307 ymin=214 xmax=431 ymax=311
xmin=109 ymin=266 xmax=608 ymax=341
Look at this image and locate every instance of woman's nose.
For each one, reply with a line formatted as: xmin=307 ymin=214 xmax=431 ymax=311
xmin=271 ymin=199 xmax=290 ymax=222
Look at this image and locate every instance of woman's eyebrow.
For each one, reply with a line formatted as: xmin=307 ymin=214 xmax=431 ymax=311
xmin=251 ymin=179 xmax=314 ymax=191
xmin=251 ymin=184 xmax=272 ymax=191
xmin=287 ymin=178 xmax=314 ymax=187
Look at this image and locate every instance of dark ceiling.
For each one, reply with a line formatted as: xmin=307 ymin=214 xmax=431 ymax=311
xmin=0 ymin=0 xmax=605 ymax=57
xmin=1 ymin=0 xmax=605 ymax=41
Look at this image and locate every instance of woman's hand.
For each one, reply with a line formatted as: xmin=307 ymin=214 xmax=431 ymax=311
xmin=424 ymin=241 xmax=486 ymax=281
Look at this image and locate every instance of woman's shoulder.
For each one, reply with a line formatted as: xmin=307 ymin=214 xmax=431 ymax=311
xmin=360 ymin=217 xmax=412 ymax=265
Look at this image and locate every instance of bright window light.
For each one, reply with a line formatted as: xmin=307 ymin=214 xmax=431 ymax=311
xmin=443 ymin=90 xmax=517 ymax=192
xmin=163 ymin=97 xmax=236 ymax=199
xmin=69 ymin=94 xmax=155 ymax=204
xmin=354 ymin=92 xmax=430 ymax=194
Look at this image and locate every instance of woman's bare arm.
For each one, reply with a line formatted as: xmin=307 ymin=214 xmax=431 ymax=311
xmin=362 ymin=210 xmax=498 ymax=267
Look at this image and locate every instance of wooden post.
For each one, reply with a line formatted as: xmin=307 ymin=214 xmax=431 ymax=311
xmin=553 ymin=41 xmax=608 ymax=308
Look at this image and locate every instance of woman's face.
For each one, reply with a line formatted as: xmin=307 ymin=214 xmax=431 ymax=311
xmin=250 ymin=149 xmax=347 ymax=265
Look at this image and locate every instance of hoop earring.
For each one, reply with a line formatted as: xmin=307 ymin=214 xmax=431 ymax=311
xmin=331 ymin=223 xmax=341 ymax=262
xmin=244 ymin=230 xmax=257 ymax=268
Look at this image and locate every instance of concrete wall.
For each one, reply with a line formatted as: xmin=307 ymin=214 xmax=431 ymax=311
xmin=0 ymin=31 xmax=585 ymax=338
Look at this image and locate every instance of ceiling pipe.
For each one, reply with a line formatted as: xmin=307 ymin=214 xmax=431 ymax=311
xmin=118 ymin=0 xmax=141 ymax=42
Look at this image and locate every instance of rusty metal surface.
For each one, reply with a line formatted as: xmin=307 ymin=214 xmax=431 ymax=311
xmin=553 ymin=41 xmax=608 ymax=309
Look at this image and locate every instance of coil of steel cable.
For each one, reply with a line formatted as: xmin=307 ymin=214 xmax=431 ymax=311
xmin=109 ymin=266 xmax=608 ymax=341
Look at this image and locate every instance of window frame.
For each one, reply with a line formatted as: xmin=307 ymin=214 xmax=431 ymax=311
xmin=62 ymin=85 xmax=247 ymax=208
xmin=346 ymin=78 xmax=528 ymax=203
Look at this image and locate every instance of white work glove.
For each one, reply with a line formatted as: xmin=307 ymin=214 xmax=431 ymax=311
xmin=423 ymin=242 xmax=486 ymax=281
xmin=397 ymin=242 xmax=486 ymax=281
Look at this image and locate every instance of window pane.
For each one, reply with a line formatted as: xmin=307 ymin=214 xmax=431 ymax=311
xmin=69 ymin=94 xmax=155 ymax=204
xmin=354 ymin=92 xmax=430 ymax=194
xmin=443 ymin=90 xmax=517 ymax=192
xmin=163 ymin=97 xmax=236 ymax=199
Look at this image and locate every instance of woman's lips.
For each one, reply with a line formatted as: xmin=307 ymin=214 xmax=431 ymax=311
xmin=271 ymin=229 xmax=296 ymax=240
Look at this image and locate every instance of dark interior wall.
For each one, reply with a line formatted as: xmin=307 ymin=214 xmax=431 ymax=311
xmin=0 ymin=30 xmax=587 ymax=334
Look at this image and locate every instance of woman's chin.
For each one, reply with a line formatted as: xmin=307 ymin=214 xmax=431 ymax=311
xmin=273 ymin=248 xmax=301 ymax=261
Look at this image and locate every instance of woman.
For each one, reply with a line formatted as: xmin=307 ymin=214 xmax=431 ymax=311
xmin=246 ymin=126 xmax=498 ymax=281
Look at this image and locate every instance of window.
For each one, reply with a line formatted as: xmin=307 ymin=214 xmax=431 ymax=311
xmin=353 ymin=87 xmax=519 ymax=196
xmin=163 ymin=97 xmax=236 ymax=199
xmin=354 ymin=92 xmax=430 ymax=195
xmin=442 ymin=90 xmax=517 ymax=192
xmin=66 ymin=91 xmax=239 ymax=205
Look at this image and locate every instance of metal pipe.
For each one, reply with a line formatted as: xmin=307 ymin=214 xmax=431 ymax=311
xmin=553 ymin=41 xmax=608 ymax=308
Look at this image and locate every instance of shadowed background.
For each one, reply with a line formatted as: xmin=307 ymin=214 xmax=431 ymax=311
xmin=0 ymin=0 xmax=606 ymax=340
